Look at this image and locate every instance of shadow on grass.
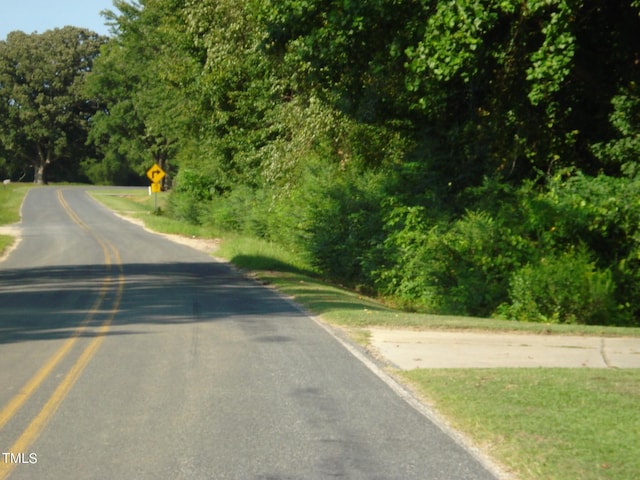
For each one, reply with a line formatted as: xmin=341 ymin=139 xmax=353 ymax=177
xmin=230 ymin=254 xmax=394 ymax=327
xmin=229 ymin=255 xmax=640 ymax=334
xmin=230 ymin=254 xmax=318 ymax=277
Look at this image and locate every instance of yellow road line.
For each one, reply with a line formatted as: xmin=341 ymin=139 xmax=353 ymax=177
xmin=0 ymin=191 xmax=112 ymax=431
xmin=56 ymin=190 xmax=89 ymax=233
xmin=0 ymin=244 xmax=124 ymax=480
xmin=0 ymin=284 xmax=106 ymax=431
xmin=0 ymin=190 xmax=125 ymax=479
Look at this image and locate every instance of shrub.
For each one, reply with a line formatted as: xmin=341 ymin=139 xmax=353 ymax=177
xmin=207 ymin=185 xmax=270 ymax=238
xmin=503 ymin=247 xmax=618 ymax=324
xmin=169 ymin=168 xmax=218 ymax=225
xmin=539 ymin=171 xmax=640 ymax=323
xmin=285 ymin=160 xmax=387 ymax=287
xmin=172 ymin=168 xmax=215 ymax=202
xmin=167 ymin=192 xmax=207 ymax=225
xmin=375 ymin=206 xmax=530 ymax=316
xmin=371 ymin=203 xmax=435 ymax=310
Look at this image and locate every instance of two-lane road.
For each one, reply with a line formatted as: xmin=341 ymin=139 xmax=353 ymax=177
xmin=0 ymin=186 xmax=498 ymax=479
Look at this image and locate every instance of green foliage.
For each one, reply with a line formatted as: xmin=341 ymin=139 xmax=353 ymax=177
xmin=86 ymin=0 xmax=202 ymax=184
xmin=81 ymin=154 xmax=140 ymax=185
xmin=525 ymin=1 xmax=577 ymax=108
xmin=375 ymin=206 xmax=529 ymax=316
xmin=262 ymin=0 xmax=423 ymax=120
xmin=593 ymin=84 xmax=640 ymax=169
xmin=167 ymin=192 xmax=206 ymax=226
xmin=406 ymin=0 xmax=496 ymax=85
xmin=284 ymin=160 xmax=388 ymax=287
xmin=173 ymin=169 xmax=215 ymax=202
xmin=404 ymin=1 xmax=640 ymax=178
xmin=80 ymin=0 xmax=640 ymax=326
xmin=541 ymin=172 xmax=640 ymax=323
xmin=365 ymin=170 xmax=640 ymax=324
xmin=0 ymin=28 xmax=107 ymax=183
xmin=167 ymin=168 xmax=216 ymax=225
xmin=206 ymin=185 xmax=270 ymax=239
xmin=504 ymin=248 xmax=618 ymax=325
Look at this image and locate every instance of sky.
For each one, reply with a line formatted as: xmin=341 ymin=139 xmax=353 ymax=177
xmin=0 ymin=0 xmax=116 ymax=40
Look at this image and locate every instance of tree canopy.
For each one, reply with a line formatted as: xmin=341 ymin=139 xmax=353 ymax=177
xmin=2 ymin=0 xmax=640 ymax=325
xmin=0 ymin=27 xmax=107 ymax=183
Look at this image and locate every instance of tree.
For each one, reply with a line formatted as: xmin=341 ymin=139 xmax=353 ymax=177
xmin=0 ymin=28 xmax=107 ymax=183
xmin=85 ymin=0 xmax=204 ymax=185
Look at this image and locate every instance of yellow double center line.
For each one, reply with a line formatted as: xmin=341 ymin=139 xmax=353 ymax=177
xmin=0 ymin=189 xmax=124 ymax=479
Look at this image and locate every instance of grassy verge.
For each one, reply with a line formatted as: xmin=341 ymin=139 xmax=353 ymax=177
xmin=90 ymin=189 xmax=640 ymax=480
xmin=403 ymin=369 xmax=640 ymax=480
xmin=0 ymin=183 xmax=34 ymax=256
xmin=0 ymin=183 xmax=33 ymax=225
xmin=0 ymin=234 xmax=13 ymax=256
xmin=91 ymin=188 xmax=219 ymax=238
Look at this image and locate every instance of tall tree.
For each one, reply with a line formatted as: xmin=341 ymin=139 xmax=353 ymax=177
xmin=0 ymin=28 xmax=106 ymax=183
xmin=85 ymin=0 xmax=202 ymax=185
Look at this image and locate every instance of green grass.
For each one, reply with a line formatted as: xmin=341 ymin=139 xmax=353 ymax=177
xmin=402 ymin=369 xmax=640 ymax=480
xmin=0 ymin=183 xmax=33 ymax=225
xmin=0 ymin=234 xmax=13 ymax=256
xmin=256 ymin=269 xmax=640 ymax=335
xmin=91 ymin=188 xmax=220 ymax=238
xmin=90 ymin=189 xmax=640 ymax=343
xmin=90 ymin=189 xmax=640 ymax=480
xmin=0 ymin=183 xmax=34 ymax=256
xmin=90 ymin=188 xmax=168 ymax=216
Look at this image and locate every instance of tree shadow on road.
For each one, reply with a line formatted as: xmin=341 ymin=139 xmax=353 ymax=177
xmin=0 ymin=259 xmax=306 ymax=345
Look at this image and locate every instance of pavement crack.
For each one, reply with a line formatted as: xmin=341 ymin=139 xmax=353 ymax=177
xmin=600 ymin=338 xmax=612 ymax=368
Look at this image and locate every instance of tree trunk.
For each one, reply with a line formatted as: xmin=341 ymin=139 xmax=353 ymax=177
xmin=34 ymin=146 xmax=50 ymax=184
xmin=33 ymin=162 xmax=47 ymax=184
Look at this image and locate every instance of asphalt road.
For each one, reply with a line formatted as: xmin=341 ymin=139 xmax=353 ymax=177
xmin=0 ymin=186 xmax=498 ymax=480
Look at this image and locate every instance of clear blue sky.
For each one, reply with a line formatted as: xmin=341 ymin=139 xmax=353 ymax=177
xmin=0 ymin=0 xmax=116 ymax=40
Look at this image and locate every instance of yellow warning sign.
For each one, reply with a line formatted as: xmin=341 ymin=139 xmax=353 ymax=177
xmin=146 ymin=163 xmax=166 ymax=183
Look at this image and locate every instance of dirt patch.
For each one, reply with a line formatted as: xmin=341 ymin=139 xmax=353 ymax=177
xmin=112 ymin=212 xmax=222 ymax=255
xmin=158 ymin=234 xmax=222 ymax=255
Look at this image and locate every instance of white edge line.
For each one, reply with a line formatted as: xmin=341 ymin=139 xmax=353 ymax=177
xmin=268 ymin=286 xmax=515 ymax=480
xmin=98 ymin=195 xmax=514 ymax=479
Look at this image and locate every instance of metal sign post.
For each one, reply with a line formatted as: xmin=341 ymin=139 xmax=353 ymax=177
xmin=146 ymin=164 xmax=166 ymax=214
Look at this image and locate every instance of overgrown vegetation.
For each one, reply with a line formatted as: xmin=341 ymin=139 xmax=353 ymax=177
xmin=3 ymin=0 xmax=640 ymax=326
xmin=15 ymin=188 xmax=640 ymax=480
xmin=90 ymin=188 xmax=640 ymax=338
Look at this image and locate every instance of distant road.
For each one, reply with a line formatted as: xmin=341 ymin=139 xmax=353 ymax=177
xmin=0 ymin=186 xmax=497 ymax=479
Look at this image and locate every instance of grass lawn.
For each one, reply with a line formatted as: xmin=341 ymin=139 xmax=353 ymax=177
xmin=0 ymin=234 xmax=13 ymax=257
xmin=0 ymin=183 xmax=34 ymax=256
xmin=0 ymin=183 xmax=33 ymax=225
xmin=402 ymin=369 xmax=640 ymax=480
xmin=89 ymin=189 xmax=640 ymax=480
xmin=91 ymin=188 xmax=220 ymax=238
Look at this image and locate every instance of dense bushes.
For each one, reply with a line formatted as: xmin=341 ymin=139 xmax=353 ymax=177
xmin=504 ymin=248 xmax=617 ymax=325
xmin=287 ymin=164 xmax=387 ymax=287
xmin=402 ymin=173 xmax=637 ymax=323
xmin=87 ymin=0 xmax=640 ymax=327
xmin=171 ymin=148 xmax=640 ymax=326
xmin=373 ymin=207 xmax=527 ymax=316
